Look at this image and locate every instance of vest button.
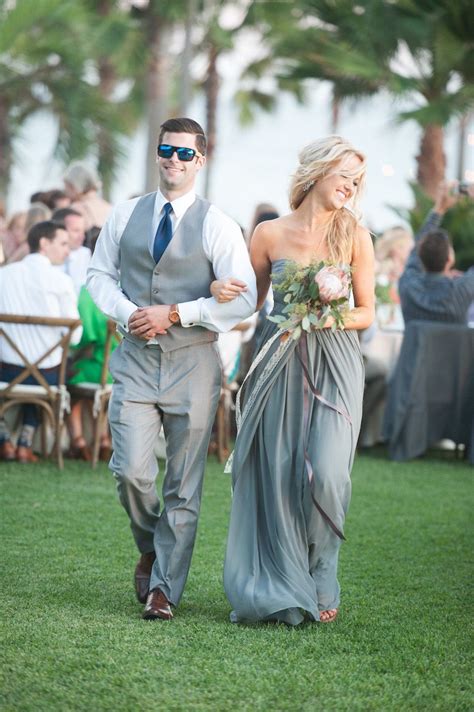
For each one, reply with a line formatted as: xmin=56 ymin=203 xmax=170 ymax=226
xmin=152 ymin=288 xmax=159 ymax=294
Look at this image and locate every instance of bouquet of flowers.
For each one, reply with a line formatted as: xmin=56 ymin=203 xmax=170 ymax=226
xmin=268 ymin=261 xmax=352 ymax=339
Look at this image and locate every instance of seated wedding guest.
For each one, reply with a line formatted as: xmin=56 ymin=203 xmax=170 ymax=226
xmin=52 ymin=207 xmax=91 ymax=293
xmin=247 ymin=204 xmax=279 ymax=353
xmin=0 ymin=201 xmax=5 ymax=264
xmin=399 ymin=181 xmax=474 ymax=324
xmin=215 ymin=313 xmax=258 ymax=385
xmin=375 ymin=226 xmax=414 ymax=289
xmin=63 ymin=162 xmax=112 ymax=230
xmin=372 ymin=227 xmax=413 ymax=330
xmin=7 ymin=203 xmax=52 ymax=264
xmin=67 ymin=229 xmax=118 ymax=461
xmin=0 ymin=221 xmax=81 ymax=463
xmin=358 ymin=324 xmax=389 ymax=448
xmin=2 ymin=211 xmax=26 ymax=263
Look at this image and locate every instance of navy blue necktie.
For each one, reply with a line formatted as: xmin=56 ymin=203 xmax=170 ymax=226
xmin=153 ymin=202 xmax=173 ymax=263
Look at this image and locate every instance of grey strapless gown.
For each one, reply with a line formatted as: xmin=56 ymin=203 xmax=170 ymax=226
xmin=223 ymin=259 xmax=365 ymax=625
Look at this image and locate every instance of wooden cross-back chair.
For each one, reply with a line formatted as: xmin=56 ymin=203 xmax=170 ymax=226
xmin=215 ymin=381 xmax=240 ymax=463
xmin=67 ymin=319 xmax=119 ymax=468
xmin=0 ymin=314 xmax=81 ymax=469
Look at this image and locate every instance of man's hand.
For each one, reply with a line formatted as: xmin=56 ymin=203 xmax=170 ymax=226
xmin=434 ymin=180 xmax=459 ymax=215
xmin=210 ymin=277 xmax=248 ymax=303
xmin=128 ymin=306 xmax=171 ymax=339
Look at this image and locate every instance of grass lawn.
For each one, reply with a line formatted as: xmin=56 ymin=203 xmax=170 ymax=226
xmin=1 ymin=450 xmax=472 ymax=711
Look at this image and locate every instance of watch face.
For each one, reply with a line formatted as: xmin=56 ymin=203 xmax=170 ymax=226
xmin=169 ymin=310 xmax=180 ymax=324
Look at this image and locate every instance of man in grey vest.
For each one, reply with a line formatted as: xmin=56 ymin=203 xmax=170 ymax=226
xmin=87 ymin=117 xmax=256 ymax=620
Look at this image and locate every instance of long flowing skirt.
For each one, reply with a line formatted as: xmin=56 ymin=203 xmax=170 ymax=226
xmin=223 ymin=322 xmax=364 ymax=625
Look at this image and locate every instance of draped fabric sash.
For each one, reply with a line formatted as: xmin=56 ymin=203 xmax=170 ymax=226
xmin=297 ymin=333 xmax=351 ymax=540
xmin=227 ymin=328 xmax=352 ymax=541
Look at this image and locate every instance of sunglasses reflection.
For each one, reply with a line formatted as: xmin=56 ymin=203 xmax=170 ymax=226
xmin=157 ymin=145 xmax=202 ymax=162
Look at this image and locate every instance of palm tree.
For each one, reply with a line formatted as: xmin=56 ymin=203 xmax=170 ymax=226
xmin=236 ymin=0 xmax=474 ymax=199
xmin=194 ymin=0 xmax=263 ymax=198
xmin=177 ymin=0 xmax=198 ymax=115
xmin=0 ymin=0 xmax=134 ymax=202
xmin=84 ymin=0 xmax=143 ymax=199
xmin=198 ymin=3 xmax=235 ymax=198
xmin=130 ymin=0 xmax=194 ymax=192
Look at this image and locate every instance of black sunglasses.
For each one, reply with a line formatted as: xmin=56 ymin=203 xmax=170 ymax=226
xmin=157 ymin=144 xmax=203 ymax=162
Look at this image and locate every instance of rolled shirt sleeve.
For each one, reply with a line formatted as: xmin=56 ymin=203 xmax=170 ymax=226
xmin=178 ymin=206 xmax=257 ymax=332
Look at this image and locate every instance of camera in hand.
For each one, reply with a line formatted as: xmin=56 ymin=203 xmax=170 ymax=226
xmin=457 ymin=181 xmax=471 ymax=196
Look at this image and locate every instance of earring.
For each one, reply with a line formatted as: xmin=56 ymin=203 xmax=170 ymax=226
xmin=303 ymin=179 xmax=315 ymax=192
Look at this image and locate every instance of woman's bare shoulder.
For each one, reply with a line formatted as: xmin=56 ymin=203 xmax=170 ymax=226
xmin=251 ymin=214 xmax=292 ymax=242
xmin=351 ymin=225 xmax=374 ymax=264
xmin=352 ymin=224 xmax=374 ymax=257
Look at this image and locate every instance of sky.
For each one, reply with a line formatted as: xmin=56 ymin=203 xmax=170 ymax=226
xmin=7 ymin=44 xmax=474 ymax=235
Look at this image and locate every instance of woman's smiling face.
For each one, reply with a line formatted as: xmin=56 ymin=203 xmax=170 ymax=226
xmin=313 ymin=154 xmax=364 ymax=210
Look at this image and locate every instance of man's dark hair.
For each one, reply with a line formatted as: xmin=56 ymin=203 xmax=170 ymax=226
xmin=418 ymin=229 xmax=451 ymax=273
xmin=158 ymin=117 xmax=207 ymax=156
xmin=52 ymin=207 xmax=82 ymax=227
xmin=27 ymin=221 xmax=62 ymax=253
xmin=43 ymin=189 xmax=68 ymax=210
xmin=255 ymin=211 xmax=279 ymax=225
xmin=30 ymin=191 xmax=46 ymax=204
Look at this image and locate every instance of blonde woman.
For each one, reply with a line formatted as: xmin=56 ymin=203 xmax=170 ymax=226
xmin=216 ymin=136 xmax=375 ymax=625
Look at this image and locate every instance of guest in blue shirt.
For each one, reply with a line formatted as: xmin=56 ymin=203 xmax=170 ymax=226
xmin=399 ymin=181 xmax=474 ymax=325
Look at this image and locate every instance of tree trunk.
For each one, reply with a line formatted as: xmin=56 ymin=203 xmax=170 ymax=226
xmin=0 ymin=96 xmax=11 ymax=204
xmin=457 ymin=113 xmax=469 ymax=183
xmin=96 ymin=0 xmax=116 ymax=201
xmin=416 ymin=124 xmax=446 ymax=199
xmin=203 ymin=44 xmax=219 ymax=199
xmin=178 ymin=0 xmax=196 ymax=115
xmin=97 ymin=58 xmax=116 ymax=201
xmin=145 ymin=15 xmax=170 ymax=192
xmin=331 ymin=92 xmax=340 ymax=132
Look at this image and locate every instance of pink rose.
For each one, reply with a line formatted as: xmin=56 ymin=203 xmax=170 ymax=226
xmin=315 ymin=266 xmax=350 ymax=302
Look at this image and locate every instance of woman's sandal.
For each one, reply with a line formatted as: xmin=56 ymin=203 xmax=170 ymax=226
xmin=68 ymin=437 xmax=92 ymax=462
xmin=319 ymin=608 xmax=338 ymax=623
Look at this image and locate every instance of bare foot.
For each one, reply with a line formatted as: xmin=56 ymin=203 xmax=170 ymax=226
xmin=319 ymin=608 xmax=338 ymax=623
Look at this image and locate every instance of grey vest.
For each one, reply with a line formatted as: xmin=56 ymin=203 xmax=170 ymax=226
xmin=119 ymin=192 xmax=217 ymax=352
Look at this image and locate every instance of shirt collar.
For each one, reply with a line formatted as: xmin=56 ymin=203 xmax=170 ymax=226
xmin=155 ymin=188 xmax=196 ymax=219
xmin=25 ymin=253 xmax=52 ymax=267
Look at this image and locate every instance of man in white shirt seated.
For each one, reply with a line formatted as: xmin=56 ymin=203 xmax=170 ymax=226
xmin=0 ymin=221 xmax=82 ymax=463
xmin=52 ymin=207 xmax=91 ymax=294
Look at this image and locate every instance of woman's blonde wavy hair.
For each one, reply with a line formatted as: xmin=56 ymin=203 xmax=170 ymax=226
xmin=289 ymin=136 xmax=366 ymax=263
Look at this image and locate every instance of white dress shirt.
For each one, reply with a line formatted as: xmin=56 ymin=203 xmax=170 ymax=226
xmin=86 ymin=189 xmax=257 ymax=336
xmin=57 ymin=245 xmax=91 ymax=295
xmin=0 ymin=253 xmax=82 ymax=368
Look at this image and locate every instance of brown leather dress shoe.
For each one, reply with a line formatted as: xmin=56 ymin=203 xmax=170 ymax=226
xmin=142 ymin=588 xmax=173 ymax=621
xmin=16 ymin=446 xmax=39 ymax=463
xmin=0 ymin=440 xmax=17 ymax=461
xmin=134 ymin=552 xmax=156 ymax=604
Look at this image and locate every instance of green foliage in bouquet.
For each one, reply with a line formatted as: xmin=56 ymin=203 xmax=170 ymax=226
xmin=268 ymin=260 xmax=352 ymax=340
